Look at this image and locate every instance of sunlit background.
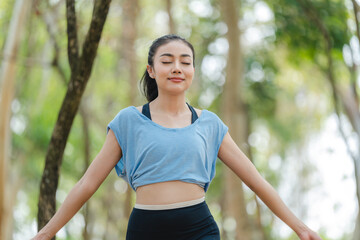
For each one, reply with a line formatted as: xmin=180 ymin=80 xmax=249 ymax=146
xmin=1 ymin=0 xmax=357 ymax=239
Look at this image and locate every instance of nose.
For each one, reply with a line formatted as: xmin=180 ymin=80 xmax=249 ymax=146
xmin=172 ymin=61 xmax=182 ymax=74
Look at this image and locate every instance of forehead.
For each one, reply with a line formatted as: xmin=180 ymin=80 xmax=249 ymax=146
xmin=155 ymin=41 xmax=193 ymax=58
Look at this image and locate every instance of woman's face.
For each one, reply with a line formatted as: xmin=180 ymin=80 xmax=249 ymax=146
xmin=147 ymin=41 xmax=195 ymax=96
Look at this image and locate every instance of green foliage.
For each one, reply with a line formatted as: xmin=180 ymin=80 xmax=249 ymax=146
xmin=245 ymin=51 xmax=279 ymax=119
xmin=0 ymin=0 xmax=15 ymax=49
xmin=269 ymin=0 xmax=350 ymax=65
xmin=2 ymin=0 xmax=353 ymax=239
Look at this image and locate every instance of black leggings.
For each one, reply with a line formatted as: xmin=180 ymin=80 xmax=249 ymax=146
xmin=126 ymin=201 xmax=220 ymax=240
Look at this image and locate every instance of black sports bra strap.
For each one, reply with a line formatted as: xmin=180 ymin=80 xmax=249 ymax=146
xmin=142 ymin=102 xmax=198 ymax=123
xmin=186 ymin=102 xmax=199 ymax=123
xmin=142 ymin=102 xmax=152 ymax=120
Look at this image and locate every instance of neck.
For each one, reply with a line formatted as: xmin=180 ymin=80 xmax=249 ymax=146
xmin=150 ymin=94 xmax=188 ymax=116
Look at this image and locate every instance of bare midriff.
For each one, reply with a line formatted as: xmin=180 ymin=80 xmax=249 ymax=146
xmin=135 ymin=180 xmax=205 ymax=205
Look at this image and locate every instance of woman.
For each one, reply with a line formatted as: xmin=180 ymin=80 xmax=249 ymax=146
xmin=32 ymin=34 xmax=322 ymax=240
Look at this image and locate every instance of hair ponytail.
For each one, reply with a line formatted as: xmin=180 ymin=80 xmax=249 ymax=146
xmin=140 ymin=69 xmax=158 ymax=102
xmin=140 ymin=34 xmax=195 ymax=103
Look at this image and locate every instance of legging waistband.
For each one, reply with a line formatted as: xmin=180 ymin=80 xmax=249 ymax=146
xmin=134 ymin=196 xmax=205 ymax=210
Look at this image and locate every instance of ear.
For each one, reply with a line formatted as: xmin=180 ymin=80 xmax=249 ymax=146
xmin=147 ymin=65 xmax=155 ymax=79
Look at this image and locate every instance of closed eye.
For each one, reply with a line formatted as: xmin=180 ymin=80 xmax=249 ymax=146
xmin=161 ymin=61 xmax=191 ymax=65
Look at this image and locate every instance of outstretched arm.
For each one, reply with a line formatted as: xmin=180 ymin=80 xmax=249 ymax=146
xmin=218 ymin=132 xmax=322 ymax=240
xmin=32 ymin=129 xmax=122 ymax=240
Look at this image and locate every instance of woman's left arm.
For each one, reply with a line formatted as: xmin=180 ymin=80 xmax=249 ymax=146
xmin=218 ymin=132 xmax=322 ymax=240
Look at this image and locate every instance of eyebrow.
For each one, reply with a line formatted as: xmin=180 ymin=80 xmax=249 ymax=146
xmin=159 ymin=53 xmax=192 ymax=58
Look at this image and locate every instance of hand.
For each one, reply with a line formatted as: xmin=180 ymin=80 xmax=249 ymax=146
xmin=298 ymin=228 xmax=323 ymax=240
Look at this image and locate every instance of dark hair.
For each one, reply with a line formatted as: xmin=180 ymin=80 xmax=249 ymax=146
xmin=140 ymin=34 xmax=195 ymax=102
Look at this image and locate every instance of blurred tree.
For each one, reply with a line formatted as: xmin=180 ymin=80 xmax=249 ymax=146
xmin=41 ymin=2 xmax=94 ymax=239
xmin=120 ymin=0 xmax=139 ymax=231
xmin=3 ymin=0 xmax=354 ymax=238
xmin=79 ymin=106 xmax=92 ymax=240
xmin=267 ymin=0 xmax=352 ymax=238
xmin=291 ymin=0 xmax=356 ymax=238
xmin=219 ymin=0 xmax=252 ymax=239
xmin=166 ymin=0 xmax=176 ymax=34
xmin=0 ymin=0 xmax=32 ymax=239
xmin=37 ymin=1 xmax=112 ymax=238
xmin=121 ymin=0 xmax=139 ymax=106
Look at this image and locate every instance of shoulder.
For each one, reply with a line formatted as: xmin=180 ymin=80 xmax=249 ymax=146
xmin=135 ymin=105 xmax=142 ymax=113
xmin=119 ymin=106 xmax=136 ymax=115
xmin=111 ymin=106 xmax=138 ymax=121
xmin=199 ymin=109 xmax=228 ymax=128
xmin=199 ymin=108 xmax=220 ymax=119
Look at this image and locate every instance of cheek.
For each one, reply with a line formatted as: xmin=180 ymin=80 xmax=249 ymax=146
xmin=186 ymin=68 xmax=195 ymax=77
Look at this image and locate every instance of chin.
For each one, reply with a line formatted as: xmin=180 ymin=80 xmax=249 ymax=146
xmin=160 ymin=86 xmax=190 ymax=95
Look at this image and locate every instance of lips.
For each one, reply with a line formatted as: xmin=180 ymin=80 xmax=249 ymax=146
xmin=168 ymin=77 xmax=184 ymax=82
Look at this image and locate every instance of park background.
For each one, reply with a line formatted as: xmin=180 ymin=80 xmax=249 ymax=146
xmin=0 ymin=0 xmax=358 ymax=239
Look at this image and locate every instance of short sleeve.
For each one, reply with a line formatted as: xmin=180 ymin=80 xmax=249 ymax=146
xmin=107 ymin=113 xmax=123 ymax=150
xmin=214 ymin=115 xmax=229 ymax=154
xmin=107 ymin=110 xmax=127 ymax=181
xmin=201 ymin=110 xmax=229 ymax=192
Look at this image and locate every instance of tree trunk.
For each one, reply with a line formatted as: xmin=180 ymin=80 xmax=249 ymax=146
xmin=220 ymin=0 xmax=252 ymax=239
xmin=119 ymin=0 xmax=139 ymax=224
xmin=247 ymin=116 xmax=268 ymax=240
xmin=37 ymin=0 xmax=112 ymax=236
xmin=42 ymin=7 xmax=93 ymax=239
xmin=0 ymin=1 xmax=31 ymax=239
xmin=166 ymin=0 xmax=175 ymax=34
xmin=354 ymin=213 xmax=360 ymax=240
xmin=121 ymin=0 xmax=139 ymax=105
xmin=80 ymin=105 xmax=92 ymax=240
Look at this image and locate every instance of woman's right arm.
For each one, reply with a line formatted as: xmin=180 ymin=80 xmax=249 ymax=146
xmin=32 ymin=129 xmax=122 ymax=240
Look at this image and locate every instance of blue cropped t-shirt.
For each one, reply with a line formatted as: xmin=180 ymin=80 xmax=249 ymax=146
xmin=107 ymin=106 xmax=228 ymax=192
